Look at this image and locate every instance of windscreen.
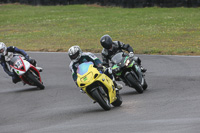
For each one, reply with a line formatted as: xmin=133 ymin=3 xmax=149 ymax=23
xmin=9 ymin=56 xmax=21 ymax=68
xmin=111 ymin=52 xmax=124 ymax=64
xmin=77 ymin=62 xmax=94 ymax=75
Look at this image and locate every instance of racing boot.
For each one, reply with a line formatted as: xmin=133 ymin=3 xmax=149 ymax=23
xmin=80 ymin=88 xmax=85 ymax=93
xmin=140 ymin=65 xmax=147 ymax=73
xmin=133 ymin=56 xmax=147 ymax=73
xmin=36 ymin=66 xmax=43 ymax=72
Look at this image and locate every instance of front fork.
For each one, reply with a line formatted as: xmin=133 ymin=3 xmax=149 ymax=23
xmin=132 ymin=64 xmax=145 ymax=85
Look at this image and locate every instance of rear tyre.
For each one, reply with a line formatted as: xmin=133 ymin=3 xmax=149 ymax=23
xmin=91 ymin=88 xmax=111 ymax=111
xmin=26 ymin=71 xmax=45 ymax=90
xmin=126 ymin=73 xmax=143 ymax=94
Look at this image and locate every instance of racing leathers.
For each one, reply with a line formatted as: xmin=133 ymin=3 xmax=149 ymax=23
xmin=69 ymin=52 xmax=122 ymax=90
xmin=0 ymin=46 xmax=36 ymax=83
xmin=69 ymin=52 xmax=102 ymax=82
xmin=101 ymin=41 xmax=145 ymax=72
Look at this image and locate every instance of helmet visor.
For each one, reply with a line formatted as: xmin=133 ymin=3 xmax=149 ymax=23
xmin=69 ymin=51 xmax=79 ymax=60
xmin=101 ymin=42 xmax=112 ymax=49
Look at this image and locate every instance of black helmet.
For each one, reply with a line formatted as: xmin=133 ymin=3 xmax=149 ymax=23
xmin=100 ymin=35 xmax=113 ymax=49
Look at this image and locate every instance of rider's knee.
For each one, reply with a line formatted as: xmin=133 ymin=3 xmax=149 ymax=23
xmin=12 ymin=78 xmax=20 ymax=84
xmin=12 ymin=76 xmax=21 ymax=84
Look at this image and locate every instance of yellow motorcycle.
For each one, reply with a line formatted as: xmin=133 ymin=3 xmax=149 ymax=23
xmin=76 ymin=62 xmax=122 ymax=111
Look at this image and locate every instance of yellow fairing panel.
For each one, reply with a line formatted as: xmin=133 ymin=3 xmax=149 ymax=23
xmin=77 ymin=64 xmax=117 ymax=103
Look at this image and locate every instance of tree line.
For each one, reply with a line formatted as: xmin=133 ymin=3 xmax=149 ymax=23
xmin=0 ymin=0 xmax=200 ymax=7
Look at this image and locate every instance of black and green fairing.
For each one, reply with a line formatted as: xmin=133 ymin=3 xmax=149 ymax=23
xmin=111 ymin=56 xmax=136 ymax=76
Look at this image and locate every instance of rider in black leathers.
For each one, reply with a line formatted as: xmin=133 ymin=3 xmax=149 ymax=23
xmin=100 ymin=34 xmax=147 ymax=72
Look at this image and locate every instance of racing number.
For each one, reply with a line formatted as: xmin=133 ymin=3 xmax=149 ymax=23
xmin=14 ymin=60 xmax=23 ymax=69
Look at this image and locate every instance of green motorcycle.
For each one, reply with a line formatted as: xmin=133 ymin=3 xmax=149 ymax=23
xmin=111 ymin=52 xmax=147 ymax=93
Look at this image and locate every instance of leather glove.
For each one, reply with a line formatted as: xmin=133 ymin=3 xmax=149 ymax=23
xmin=25 ymin=55 xmax=30 ymax=61
xmin=102 ymin=66 xmax=107 ymax=72
xmin=129 ymin=52 xmax=134 ymax=58
xmin=107 ymin=67 xmax=112 ymax=74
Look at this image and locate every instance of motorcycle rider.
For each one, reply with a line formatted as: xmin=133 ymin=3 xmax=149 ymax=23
xmin=0 ymin=42 xmax=38 ymax=84
xmin=68 ymin=45 xmax=123 ymax=92
xmin=100 ymin=34 xmax=147 ymax=72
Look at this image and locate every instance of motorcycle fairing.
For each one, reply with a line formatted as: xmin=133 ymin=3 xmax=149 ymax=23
xmin=123 ymin=56 xmax=129 ymax=63
xmin=20 ymin=65 xmax=42 ymax=85
xmin=10 ymin=56 xmax=30 ymax=76
xmin=127 ymin=60 xmax=135 ymax=68
xmin=77 ymin=62 xmax=117 ymax=103
xmin=77 ymin=62 xmax=93 ymax=75
xmin=10 ymin=56 xmax=42 ymax=85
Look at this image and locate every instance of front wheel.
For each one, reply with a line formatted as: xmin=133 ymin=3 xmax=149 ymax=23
xmin=112 ymin=92 xmax=122 ymax=107
xmin=25 ymin=71 xmax=45 ymax=90
xmin=91 ymin=88 xmax=111 ymax=111
xmin=142 ymin=78 xmax=148 ymax=90
xmin=126 ymin=73 xmax=143 ymax=94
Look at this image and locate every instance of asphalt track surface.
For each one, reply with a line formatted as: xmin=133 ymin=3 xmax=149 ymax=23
xmin=0 ymin=52 xmax=200 ymax=133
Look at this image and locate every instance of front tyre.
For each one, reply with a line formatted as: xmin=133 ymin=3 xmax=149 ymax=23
xmin=126 ymin=73 xmax=143 ymax=94
xmin=142 ymin=78 xmax=148 ymax=90
xmin=112 ymin=92 xmax=122 ymax=107
xmin=91 ymin=88 xmax=111 ymax=111
xmin=26 ymin=71 xmax=45 ymax=90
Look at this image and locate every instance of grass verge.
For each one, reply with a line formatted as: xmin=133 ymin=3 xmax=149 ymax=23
xmin=0 ymin=4 xmax=200 ymax=55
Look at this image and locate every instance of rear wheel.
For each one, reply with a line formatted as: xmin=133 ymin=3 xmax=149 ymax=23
xmin=26 ymin=71 xmax=45 ymax=90
xmin=91 ymin=88 xmax=111 ymax=111
xmin=126 ymin=73 xmax=143 ymax=94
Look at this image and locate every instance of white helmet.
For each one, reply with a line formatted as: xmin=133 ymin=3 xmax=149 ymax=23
xmin=0 ymin=42 xmax=7 ymax=56
xmin=68 ymin=45 xmax=82 ymax=62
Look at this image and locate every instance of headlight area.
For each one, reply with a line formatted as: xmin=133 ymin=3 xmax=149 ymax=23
xmin=125 ymin=59 xmax=130 ymax=66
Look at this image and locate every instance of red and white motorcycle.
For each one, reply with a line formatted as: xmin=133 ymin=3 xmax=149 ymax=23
xmin=9 ymin=55 xmax=45 ymax=90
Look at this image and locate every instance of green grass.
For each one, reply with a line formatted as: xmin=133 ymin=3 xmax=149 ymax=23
xmin=0 ymin=4 xmax=200 ymax=55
